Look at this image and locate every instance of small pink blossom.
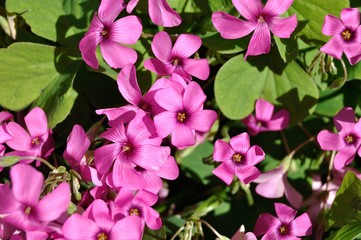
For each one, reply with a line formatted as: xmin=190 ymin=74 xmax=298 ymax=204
xmin=212 ymin=0 xmax=297 ymax=59
xmin=113 ymin=188 xmax=162 ymax=230
xmin=62 ymin=199 xmax=142 ymax=240
xmin=5 ymin=107 xmax=54 ymax=160
xmin=231 ymin=225 xmax=257 ymax=240
xmin=253 ymin=165 xmax=302 ymax=209
xmin=317 ymin=107 xmax=361 ymax=170
xmin=153 ymin=82 xmax=217 ymax=148
xmin=212 ymin=132 xmax=265 ymax=185
xmin=79 ymin=0 xmax=142 ymax=69
xmin=242 ymin=98 xmax=289 ymax=136
xmin=0 ymin=164 xmax=70 ymax=232
xmin=254 ymin=203 xmax=312 ymax=239
xmin=144 ymin=31 xmax=210 ymax=81
xmin=321 ymin=8 xmax=361 ymax=65
xmin=126 ymin=0 xmax=181 ymax=27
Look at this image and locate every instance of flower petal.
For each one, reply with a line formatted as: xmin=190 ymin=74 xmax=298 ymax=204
xmin=110 ymin=16 xmax=142 ymax=44
xmin=254 ymin=213 xmax=280 ymax=236
xmin=117 ymin=65 xmax=142 ymax=105
xmin=144 ymin=58 xmax=174 ymax=76
xmin=333 ymin=107 xmax=356 ymax=132
xmin=35 ymin=182 xmax=70 ymax=222
xmin=86 ymin=200 xmax=114 ymax=232
xmin=235 ymin=165 xmax=260 ymax=184
xmin=255 ymin=173 xmax=284 ymax=198
xmin=212 ymin=162 xmax=235 ymax=185
xmin=322 ymin=15 xmax=345 ymax=36
xmin=62 ymin=214 xmax=99 ymax=239
xmin=172 ymin=34 xmax=202 ymax=59
xmin=255 ymin=99 xmax=274 ymax=122
xmin=148 ymin=0 xmax=181 ymax=27
xmin=132 ymin=145 xmax=169 ymax=171
xmin=317 ymin=130 xmax=344 ymax=151
xmin=244 ymin=145 xmax=265 ymax=165
xmin=154 ymin=87 xmax=183 ymax=112
xmin=263 ymin=0 xmax=294 ymax=16
xmin=212 ymin=11 xmax=256 ymax=39
xmin=143 ymin=207 xmax=162 ymax=230
xmin=181 ymin=58 xmax=210 ymax=80
xmin=154 ymin=111 xmax=177 ymax=138
xmin=126 ymin=0 xmax=139 ymax=13
xmin=100 ymin=40 xmax=137 ymax=69
xmin=186 ymin=110 xmax=217 ymax=133
xmin=267 ymin=109 xmax=290 ymax=131
xmin=182 ymin=82 xmax=206 ymax=113
xmin=98 ymin=0 xmax=126 ymax=24
xmin=274 ymin=202 xmax=297 ymax=223
xmin=171 ymin=123 xmax=196 ymax=148
xmin=151 ymin=31 xmax=173 ymax=63
xmin=155 ymin=156 xmax=179 ymax=180
xmin=5 ymin=122 xmax=32 ymax=151
xmin=245 ymin=23 xmax=271 ymax=59
xmin=11 ymin=164 xmax=43 ymax=205
xmin=231 ymin=0 xmax=263 ymax=21
xmin=268 ymin=15 xmax=298 ymax=38
xmin=334 ymin=147 xmax=356 ymax=170
xmin=109 ymin=216 xmax=143 ymax=240
xmin=290 ymin=213 xmax=312 ymax=237
xmin=341 ymin=8 xmax=360 ymax=31
xmin=0 ymin=184 xmax=21 ymax=213
xmin=112 ymin=158 xmax=146 ymax=189
xmin=24 ymin=107 xmax=48 ymax=139
xmin=284 ymin=177 xmax=303 ymax=209
xmin=320 ymin=36 xmax=344 ymax=60
xmin=64 ymin=125 xmax=90 ymax=165
xmin=343 ymin=41 xmax=361 ymax=65
xmin=94 ymin=144 xmax=120 ymax=174
xmin=213 ymin=140 xmax=235 ymax=162
xmin=230 ymin=133 xmax=250 ymax=154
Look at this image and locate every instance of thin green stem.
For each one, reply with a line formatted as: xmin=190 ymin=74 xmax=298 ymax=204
xmin=280 ymin=130 xmax=291 ymax=154
xmin=170 ymin=226 xmax=185 ymax=240
xmin=194 ymin=219 xmax=224 ymax=240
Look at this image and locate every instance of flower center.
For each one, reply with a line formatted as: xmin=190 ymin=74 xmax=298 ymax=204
xmin=129 ymin=208 xmax=139 ymax=216
xmin=97 ymin=233 xmax=108 ymax=240
xmin=257 ymin=15 xmax=265 ymax=23
xmin=173 ymin=58 xmax=180 ymax=66
xmin=122 ymin=144 xmax=133 ymax=152
xmin=31 ymin=137 xmax=40 ymax=146
xmin=342 ymin=30 xmax=352 ymax=40
xmin=177 ymin=112 xmax=187 ymax=123
xmin=101 ymin=27 xmax=110 ymax=39
xmin=345 ymin=134 xmax=355 ymax=144
xmin=232 ymin=153 xmax=243 ymax=163
xmin=279 ymin=225 xmax=288 ymax=235
xmin=24 ymin=206 xmax=32 ymax=215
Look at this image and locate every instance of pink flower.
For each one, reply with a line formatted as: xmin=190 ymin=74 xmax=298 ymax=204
xmin=79 ymin=0 xmax=142 ymax=69
xmin=113 ymin=189 xmax=162 ymax=230
xmin=241 ymin=98 xmax=289 ymax=136
xmin=94 ymin=111 xmax=170 ymax=189
xmin=153 ymin=82 xmax=217 ymax=148
xmin=317 ymin=107 xmax=361 ymax=170
xmin=144 ymin=31 xmax=210 ymax=81
xmin=5 ymin=107 xmax=54 ymax=160
xmin=0 ymin=164 xmax=70 ymax=231
xmin=62 ymin=199 xmax=142 ymax=240
xmin=231 ymin=225 xmax=257 ymax=240
xmin=253 ymin=166 xmax=303 ymax=209
xmin=64 ymin=125 xmax=102 ymax=186
xmin=212 ymin=132 xmax=265 ymax=185
xmin=126 ymin=0 xmax=181 ymax=27
xmin=321 ymin=8 xmax=361 ymax=65
xmin=212 ymin=0 xmax=297 ymax=59
xmin=254 ymin=203 xmax=312 ymax=239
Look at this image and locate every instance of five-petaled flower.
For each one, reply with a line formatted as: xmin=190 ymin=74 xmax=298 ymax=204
xmin=79 ymin=0 xmax=142 ymax=69
xmin=321 ymin=8 xmax=361 ymax=65
xmin=212 ymin=132 xmax=265 ymax=185
xmin=212 ymin=0 xmax=297 ymax=59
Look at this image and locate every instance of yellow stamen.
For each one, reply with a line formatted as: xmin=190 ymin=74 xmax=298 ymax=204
xmin=97 ymin=233 xmax=108 ymax=240
xmin=345 ymin=135 xmax=354 ymax=144
xmin=279 ymin=226 xmax=288 ymax=234
xmin=342 ymin=30 xmax=352 ymax=40
xmin=31 ymin=137 xmax=40 ymax=145
xmin=129 ymin=208 xmax=139 ymax=216
xmin=24 ymin=206 xmax=31 ymax=215
xmin=232 ymin=153 xmax=243 ymax=163
xmin=177 ymin=112 xmax=186 ymax=122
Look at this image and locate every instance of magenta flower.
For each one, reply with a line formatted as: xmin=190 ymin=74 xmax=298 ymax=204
xmin=241 ymin=98 xmax=289 ymax=136
xmin=5 ymin=107 xmax=54 ymax=159
xmin=126 ymin=0 xmax=181 ymax=27
xmin=62 ymin=199 xmax=142 ymax=240
xmin=231 ymin=225 xmax=257 ymax=240
xmin=317 ymin=107 xmax=361 ymax=170
xmin=212 ymin=132 xmax=265 ymax=185
xmin=254 ymin=203 xmax=312 ymax=239
xmin=321 ymin=8 xmax=361 ymax=65
xmin=153 ymin=82 xmax=217 ymax=148
xmin=113 ymin=188 xmax=162 ymax=230
xmin=79 ymin=0 xmax=142 ymax=69
xmin=144 ymin=31 xmax=210 ymax=81
xmin=253 ymin=166 xmax=302 ymax=209
xmin=212 ymin=0 xmax=297 ymax=59
xmin=64 ymin=125 xmax=102 ymax=186
xmin=94 ymin=111 xmax=170 ymax=189
xmin=0 ymin=164 xmax=70 ymax=231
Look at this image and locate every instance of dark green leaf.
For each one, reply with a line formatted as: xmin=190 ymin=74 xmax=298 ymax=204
xmin=327 ymin=221 xmax=361 ymax=240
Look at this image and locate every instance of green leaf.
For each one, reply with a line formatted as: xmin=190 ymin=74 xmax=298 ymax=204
xmin=327 ymin=221 xmax=361 ymax=240
xmin=347 ymin=61 xmax=361 ymax=80
xmin=274 ymin=36 xmax=298 ymax=63
xmin=287 ymin=0 xmax=349 ymax=44
xmin=0 ymin=42 xmax=81 ymax=111
xmin=214 ymin=51 xmax=319 ymax=124
xmin=179 ymin=141 xmax=215 ymax=185
xmin=201 ymin=32 xmax=248 ymax=55
xmin=327 ymin=171 xmax=361 ymax=229
xmin=143 ymin=226 xmax=167 ymax=240
xmin=6 ymin=0 xmax=97 ymax=46
xmin=0 ymin=156 xmax=20 ymax=167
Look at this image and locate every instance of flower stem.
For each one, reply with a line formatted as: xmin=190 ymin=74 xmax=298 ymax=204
xmin=280 ymin=130 xmax=291 ymax=154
